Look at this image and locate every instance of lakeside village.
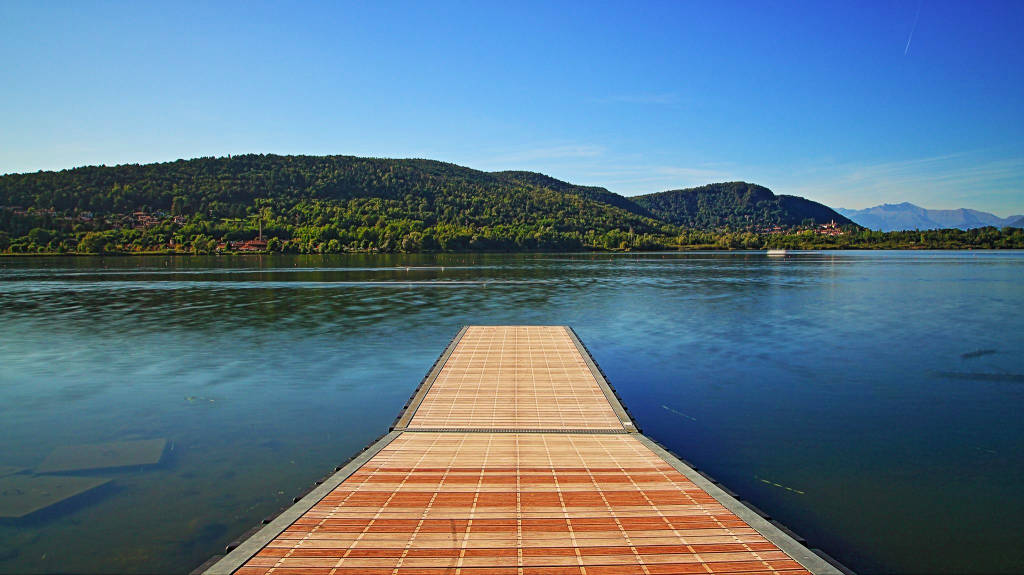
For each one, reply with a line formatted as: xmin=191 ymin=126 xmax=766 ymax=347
xmin=1 ymin=205 xmax=847 ymax=251
xmin=0 ymin=206 xmax=276 ymax=253
xmin=3 ymin=203 xmax=1021 ymax=252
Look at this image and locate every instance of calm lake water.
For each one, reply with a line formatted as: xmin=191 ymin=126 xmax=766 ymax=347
xmin=0 ymin=252 xmax=1022 ymax=574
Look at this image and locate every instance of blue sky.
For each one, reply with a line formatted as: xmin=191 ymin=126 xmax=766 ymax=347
xmin=2 ymin=1 xmax=1022 ymax=214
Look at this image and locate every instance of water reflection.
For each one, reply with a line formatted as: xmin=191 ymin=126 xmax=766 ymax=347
xmin=0 ymin=252 xmax=1022 ymax=574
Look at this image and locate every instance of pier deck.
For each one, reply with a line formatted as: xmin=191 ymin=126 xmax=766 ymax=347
xmin=204 ymin=326 xmax=841 ymax=575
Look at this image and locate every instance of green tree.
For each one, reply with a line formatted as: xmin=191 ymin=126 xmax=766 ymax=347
xmin=26 ymin=227 xmax=52 ymax=246
xmin=78 ymin=232 xmax=108 ymax=253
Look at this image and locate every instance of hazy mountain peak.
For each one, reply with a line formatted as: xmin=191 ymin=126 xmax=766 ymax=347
xmin=837 ymin=203 xmax=1021 ymax=231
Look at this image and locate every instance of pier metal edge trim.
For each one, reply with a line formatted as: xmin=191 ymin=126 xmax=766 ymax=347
xmin=202 ymin=431 xmax=402 ymax=575
xmin=564 ymin=326 xmax=638 ymax=432
xmin=391 ymin=325 xmax=469 ymax=430
xmin=201 ymin=325 xmax=850 ymax=575
xmin=566 ymin=325 xmax=849 ymax=573
xmin=401 ymin=427 xmax=627 ymax=434
xmin=635 ymin=434 xmax=844 ymax=575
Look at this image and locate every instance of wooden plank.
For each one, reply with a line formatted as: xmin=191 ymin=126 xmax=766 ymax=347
xmin=406 ymin=326 xmax=625 ymax=431
xmin=223 ymin=433 xmax=826 ymax=574
xmin=392 ymin=326 xmax=470 ymax=430
xmin=206 ymin=326 xmax=842 ymax=575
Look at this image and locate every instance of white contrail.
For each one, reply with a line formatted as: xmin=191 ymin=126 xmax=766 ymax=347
xmin=905 ymin=2 xmax=922 ymax=55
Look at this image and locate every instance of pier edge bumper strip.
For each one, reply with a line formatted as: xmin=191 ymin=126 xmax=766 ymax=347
xmin=201 ymin=325 xmax=850 ymax=575
xmin=201 ymin=430 xmax=402 ymax=575
xmin=635 ymin=434 xmax=842 ymax=575
xmin=390 ymin=325 xmax=468 ymax=430
xmin=566 ymin=326 xmax=842 ymax=574
xmin=565 ymin=325 xmax=639 ymax=432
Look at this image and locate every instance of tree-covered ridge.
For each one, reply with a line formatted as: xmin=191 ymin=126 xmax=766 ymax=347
xmin=632 ymin=182 xmax=856 ymax=229
xmin=0 ymin=154 xmax=675 ymax=253
xmin=2 ymin=155 xmax=1020 ymax=255
xmin=493 ymin=171 xmax=653 ymax=217
xmin=0 ymin=155 xmax=626 ymax=218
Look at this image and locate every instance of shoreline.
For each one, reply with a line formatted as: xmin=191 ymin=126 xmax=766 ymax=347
xmin=2 ymin=245 xmax=1023 ymax=257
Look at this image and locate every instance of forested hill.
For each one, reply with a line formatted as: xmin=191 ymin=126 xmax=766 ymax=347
xmin=632 ymin=182 xmax=855 ymax=229
xmin=493 ymin=171 xmax=652 ymax=217
xmin=0 ymin=154 xmax=674 ymax=252
xmin=1 ymin=155 xmax=654 ymax=223
xmin=1 ymin=156 xmax=1020 ymax=254
xmin=0 ymin=156 xmax=837 ymax=233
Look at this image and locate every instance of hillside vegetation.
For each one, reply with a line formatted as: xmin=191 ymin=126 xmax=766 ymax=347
xmin=0 ymin=154 xmax=673 ymax=253
xmin=493 ymin=171 xmax=653 ymax=218
xmin=1 ymin=154 xmax=1021 ymax=254
xmin=633 ymin=182 xmax=853 ymax=229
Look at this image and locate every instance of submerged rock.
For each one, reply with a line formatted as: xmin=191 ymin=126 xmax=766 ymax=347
xmin=0 ymin=475 xmax=111 ymax=519
xmin=36 ymin=439 xmax=167 ymax=474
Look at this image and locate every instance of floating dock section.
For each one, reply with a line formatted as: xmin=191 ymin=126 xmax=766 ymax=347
xmin=204 ymin=326 xmax=843 ymax=575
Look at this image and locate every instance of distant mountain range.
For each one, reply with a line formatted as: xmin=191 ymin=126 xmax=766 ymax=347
xmin=837 ymin=203 xmax=1023 ymax=231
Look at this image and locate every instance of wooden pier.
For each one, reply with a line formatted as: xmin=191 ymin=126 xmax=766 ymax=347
xmin=203 ymin=326 xmax=843 ymax=575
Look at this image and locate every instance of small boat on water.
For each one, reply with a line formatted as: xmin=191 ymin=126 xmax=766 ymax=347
xmin=766 ymin=249 xmax=788 ymax=256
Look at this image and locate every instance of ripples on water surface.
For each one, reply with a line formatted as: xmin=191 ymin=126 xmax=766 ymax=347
xmin=0 ymin=252 xmax=1021 ymax=574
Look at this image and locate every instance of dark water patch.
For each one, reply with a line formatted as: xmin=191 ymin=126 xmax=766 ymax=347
xmin=660 ymin=404 xmax=697 ymax=421
xmin=960 ymin=348 xmax=998 ymax=359
xmin=934 ymin=371 xmax=1024 ymax=382
xmin=176 ymin=521 xmax=229 ymax=555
